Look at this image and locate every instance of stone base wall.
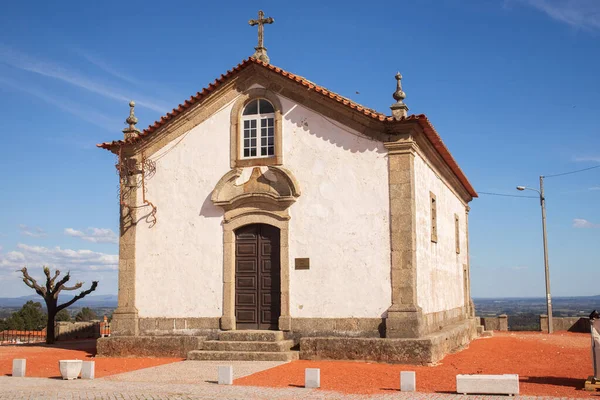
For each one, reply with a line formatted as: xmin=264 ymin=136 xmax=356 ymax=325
xmin=422 ymin=306 xmax=469 ymax=335
xmin=540 ymin=315 xmax=591 ymax=333
xmin=479 ymin=315 xmax=509 ymax=331
xmin=299 ymin=317 xmax=478 ymax=365
xmin=290 ymin=318 xmax=385 ymax=339
xmin=97 ymin=336 xmax=205 ymax=358
xmin=136 ymin=317 xmax=220 ymax=337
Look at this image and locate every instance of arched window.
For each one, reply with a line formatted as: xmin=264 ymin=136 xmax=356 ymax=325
xmin=241 ymin=99 xmax=275 ymax=159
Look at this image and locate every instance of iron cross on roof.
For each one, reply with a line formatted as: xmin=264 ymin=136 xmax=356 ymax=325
xmin=249 ymin=10 xmax=274 ymax=64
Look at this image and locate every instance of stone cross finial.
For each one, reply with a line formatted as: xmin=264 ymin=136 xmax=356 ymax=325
xmin=249 ymin=10 xmax=274 ymax=64
xmin=123 ymin=100 xmax=140 ymax=140
xmin=390 ymin=72 xmax=409 ymax=120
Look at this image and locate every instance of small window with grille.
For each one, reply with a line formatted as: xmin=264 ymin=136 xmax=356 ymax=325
xmin=241 ymin=99 xmax=275 ymax=159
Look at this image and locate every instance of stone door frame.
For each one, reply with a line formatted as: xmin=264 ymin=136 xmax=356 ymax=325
xmin=220 ymin=212 xmax=291 ymax=331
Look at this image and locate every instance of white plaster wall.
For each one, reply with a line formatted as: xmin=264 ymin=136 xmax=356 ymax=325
xmin=414 ymin=154 xmax=468 ymax=315
xmin=281 ymin=98 xmax=392 ymax=318
xmin=133 ymin=87 xmax=392 ymax=319
xmin=134 ymin=103 xmax=232 ymax=318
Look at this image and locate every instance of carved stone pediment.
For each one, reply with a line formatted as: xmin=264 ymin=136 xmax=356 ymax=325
xmin=212 ymin=166 xmax=301 ymax=218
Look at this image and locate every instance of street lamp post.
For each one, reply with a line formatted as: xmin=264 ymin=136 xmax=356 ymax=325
xmin=517 ymin=176 xmax=553 ymax=334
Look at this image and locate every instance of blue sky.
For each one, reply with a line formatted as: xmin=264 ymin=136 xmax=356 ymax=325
xmin=0 ymin=0 xmax=598 ymax=299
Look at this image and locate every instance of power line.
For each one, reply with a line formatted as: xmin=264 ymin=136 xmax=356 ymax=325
xmin=544 ymin=164 xmax=600 ymax=178
xmin=478 ymin=191 xmax=538 ymax=199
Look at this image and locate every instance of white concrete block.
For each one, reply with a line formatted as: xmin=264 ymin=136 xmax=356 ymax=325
xmin=400 ymin=371 xmax=416 ymax=392
xmin=218 ymin=365 xmax=233 ymax=385
xmin=59 ymin=360 xmax=82 ymax=380
xmin=12 ymin=359 xmax=26 ymax=377
xmin=456 ymin=374 xmax=519 ymax=396
xmin=81 ymin=361 xmax=95 ymax=379
xmin=305 ymin=368 xmax=320 ymax=388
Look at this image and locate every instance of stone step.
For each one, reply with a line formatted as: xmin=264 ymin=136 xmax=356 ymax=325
xmin=218 ymin=330 xmax=284 ymax=342
xmin=202 ymin=340 xmax=294 ymax=352
xmin=187 ymin=350 xmax=299 ymax=362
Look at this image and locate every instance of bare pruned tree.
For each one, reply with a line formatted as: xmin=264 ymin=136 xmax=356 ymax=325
xmin=19 ymin=267 xmax=98 ymax=344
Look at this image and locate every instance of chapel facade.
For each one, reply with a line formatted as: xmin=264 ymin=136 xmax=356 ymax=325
xmin=97 ymin=19 xmax=479 ymax=363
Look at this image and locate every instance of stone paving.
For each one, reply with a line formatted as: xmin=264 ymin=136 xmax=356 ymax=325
xmin=0 ymin=360 xmax=586 ymax=399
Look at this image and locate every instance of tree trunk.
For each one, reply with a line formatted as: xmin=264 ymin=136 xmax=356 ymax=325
xmin=46 ymin=300 xmax=57 ymax=344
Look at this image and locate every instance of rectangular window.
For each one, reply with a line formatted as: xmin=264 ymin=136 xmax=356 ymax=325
xmin=260 ymin=117 xmax=275 ymax=156
xmin=455 ymin=214 xmax=460 ymax=254
xmin=242 ymin=117 xmax=274 ymax=159
xmin=243 ymin=119 xmax=257 ymax=157
xmin=430 ymin=192 xmax=437 ymax=243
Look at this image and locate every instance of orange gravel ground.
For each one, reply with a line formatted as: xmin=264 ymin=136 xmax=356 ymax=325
xmin=0 ymin=340 xmax=182 ymax=378
xmin=236 ymin=332 xmax=599 ymax=398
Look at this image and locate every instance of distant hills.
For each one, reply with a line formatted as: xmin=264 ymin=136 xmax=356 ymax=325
xmin=0 ymin=294 xmax=118 ymax=308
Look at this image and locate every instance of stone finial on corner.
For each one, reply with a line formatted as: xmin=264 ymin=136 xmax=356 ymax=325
xmin=123 ymin=100 xmax=140 ymax=140
xmin=390 ymin=72 xmax=409 ymax=120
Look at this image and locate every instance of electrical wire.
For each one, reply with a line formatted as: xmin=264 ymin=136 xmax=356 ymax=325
xmin=478 ymin=191 xmax=538 ymax=199
xmin=544 ymin=164 xmax=600 ymax=178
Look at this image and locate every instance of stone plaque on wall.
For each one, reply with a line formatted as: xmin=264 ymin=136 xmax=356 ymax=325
xmin=295 ymin=258 xmax=310 ymax=270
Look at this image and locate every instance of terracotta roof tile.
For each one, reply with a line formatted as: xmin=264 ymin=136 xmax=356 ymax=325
xmin=97 ymin=58 xmax=476 ymax=198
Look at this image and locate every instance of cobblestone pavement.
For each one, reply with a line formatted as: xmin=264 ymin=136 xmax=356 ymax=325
xmin=0 ymin=361 xmax=586 ymax=400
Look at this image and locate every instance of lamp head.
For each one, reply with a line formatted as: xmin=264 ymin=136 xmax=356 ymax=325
xmin=516 ymin=186 xmax=526 ymax=191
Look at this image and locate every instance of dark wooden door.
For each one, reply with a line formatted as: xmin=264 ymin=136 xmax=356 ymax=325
xmin=235 ymin=224 xmax=281 ymax=330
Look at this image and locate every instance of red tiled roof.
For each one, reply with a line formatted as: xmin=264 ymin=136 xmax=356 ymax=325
xmin=97 ymin=57 xmax=476 ymax=198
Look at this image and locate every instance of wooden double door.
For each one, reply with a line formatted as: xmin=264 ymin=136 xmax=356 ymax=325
xmin=235 ymin=224 xmax=281 ymax=330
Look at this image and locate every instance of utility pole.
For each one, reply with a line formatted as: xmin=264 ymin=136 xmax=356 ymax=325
xmin=516 ymin=177 xmax=554 ymax=333
xmin=539 ymin=175 xmax=553 ymax=334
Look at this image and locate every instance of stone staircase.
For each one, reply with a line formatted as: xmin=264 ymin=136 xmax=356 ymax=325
xmin=187 ymin=330 xmax=299 ymax=361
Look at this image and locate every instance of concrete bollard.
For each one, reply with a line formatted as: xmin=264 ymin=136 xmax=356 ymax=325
xmin=81 ymin=361 xmax=95 ymax=379
xmin=305 ymin=368 xmax=320 ymax=388
xmin=218 ymin=365 xmax=233 ymax=385
xmin=400 ymin=371 xmax=416 ymax=392
xmin=456 ymin=374 xmax=519 ymax=396
xmin=12 ymin=359 xmax=26 ymax=377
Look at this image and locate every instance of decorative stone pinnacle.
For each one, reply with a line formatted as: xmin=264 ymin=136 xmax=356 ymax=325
xmin=123 ymin=100 xmax=140 ymax=140
xmin=249 ymin=10 xmax=274 ymax=64
xmin=390 ymin=71 xmax=409 ymax=119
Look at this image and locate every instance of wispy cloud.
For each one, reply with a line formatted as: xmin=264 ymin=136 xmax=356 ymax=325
xmin=18 ymin=224 xmax=46 ymax=238
xmin=0 ymin=45 xmax=168 ymax=112
xmin=0 ymin=243 xmax=118 ymax=272
xmin=65 ymin=228 xmax=118 ymax=244
xmin=590 ymin=186 xmax=600 ymax=191
xmin=510 ymin=266 xmax=529 ymax=271
xmin=0 ymin=76 xmax=117 ymax=131
xmin=78 ymin=51 xmax=146 ymax=88
xmin=574 ymin=156 xmax=600 ymax=163
xmin=513 ymin=0 xmax=600 ymax=31
xmin=573 ymin=218 xmax=599 ymax=228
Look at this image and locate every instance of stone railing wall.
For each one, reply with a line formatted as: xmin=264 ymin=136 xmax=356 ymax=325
xmin=539 ymin=315 xmax=591 ymax=333
xmin=55 ymin=321 xmax=101 ymax=341
xmin=479 ymin=315 xmax=508 ymax=331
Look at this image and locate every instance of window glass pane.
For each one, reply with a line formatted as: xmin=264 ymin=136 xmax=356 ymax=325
xmin=250 ymin=148 xmax=256 ymax=157
xmin=268 ymin=137 xmax=274 ymax=146
xmin=251 ymin=139 xmax=256 ymax=147
xmin=250 ymin=119 xmax=256 ymax=129
xmin=243 ymin=120 xmax=249 ymax=129
xmin=242 ymin=100 xmax=259 ymax=115
xmin=259 ymin=99 xmax=274 ymax=114
xmin=268 ymin=147 xmax=274 ymax=156
xmin=244 ymin=149 xmax=249 ymax=157
xmin=261 ymin=147 xmax=267 ymax=156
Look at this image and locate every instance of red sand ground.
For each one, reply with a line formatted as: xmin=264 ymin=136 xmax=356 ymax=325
xmin=236 ymin=332 xmax=600 ymax=398
xmin=0 ymin=340 xmax=182 ymax=379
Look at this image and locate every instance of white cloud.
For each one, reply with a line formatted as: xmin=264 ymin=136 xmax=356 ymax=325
xmin=0 ymin=77 xmax=117 ymax=131
xmin=510 ymin=266 xmax=529 ymax=271
xmin=573 ymin=218 xmax=599 ymax=228
xmin=574 ymin=156 xmax=600 ymax=163
xmin=0 ymin=45 xmax=168 ymax=112
xmin=590 ymin=186 xmax=600 ymax=191
xmin=18 ymin=224 xmax=47 ymax=238
xmin=0 ymin=243 xmax=117 ymax=272
xmin=65 ymin=227 xmax=118 ymax=244
xmin=513 ymin=0 xmax=600 ymax=31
